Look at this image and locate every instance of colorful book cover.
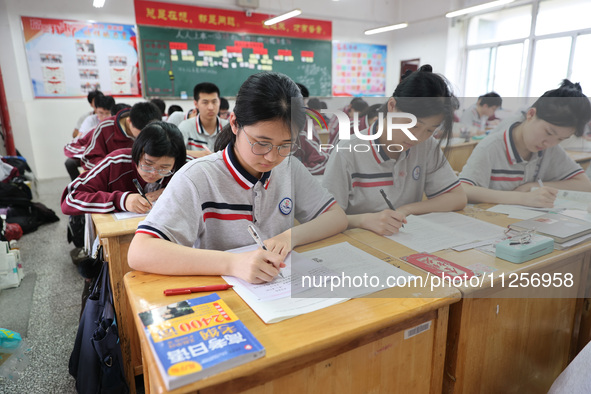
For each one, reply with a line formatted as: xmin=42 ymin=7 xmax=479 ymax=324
xmin=138 ymin=293 xmax=265 ymax=390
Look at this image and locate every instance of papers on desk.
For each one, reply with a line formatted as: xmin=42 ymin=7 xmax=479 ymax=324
xmin=487 ymin=190 xmax=591 ymax=219
xmin=386 ymin=212 xmax=506 ymax=253
xmin=112 ymin=211 xmax=147 ymax=220
xmin=223 ymin=242 xmax=416 ymax=324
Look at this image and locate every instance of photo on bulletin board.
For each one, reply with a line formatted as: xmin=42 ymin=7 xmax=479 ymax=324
xmin=332 ymin=42 xmax=387 ymax=97
xmin=21 ymin=16 xmax=141 ymax=98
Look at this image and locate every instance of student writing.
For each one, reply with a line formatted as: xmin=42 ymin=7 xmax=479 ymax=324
xmin=323 ymin=65 xmax=467 ymax=236
xmin=459 ymin=80 xmax=591 ymax=208
xmin=128 ymin=72 xmax=347 ymax=284
xmin=61 ymin=121 xmax=187 ymax=215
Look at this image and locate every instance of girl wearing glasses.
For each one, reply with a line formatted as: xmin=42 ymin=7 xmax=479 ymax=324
xmin=128 ymin=72 xmax=347 ymax=284
xmin=61 ymin=121 xmax=187 ymax=215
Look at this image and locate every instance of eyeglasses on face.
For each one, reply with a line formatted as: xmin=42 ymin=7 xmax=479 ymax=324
xmin=138 ymin=162 xmax=174 ymax=177
xmin=239 ymin=126 xmax=298 ymax=157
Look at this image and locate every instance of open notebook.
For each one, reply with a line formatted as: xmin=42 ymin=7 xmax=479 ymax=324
xmin=222 ymin=242 xmax=416 ymax=324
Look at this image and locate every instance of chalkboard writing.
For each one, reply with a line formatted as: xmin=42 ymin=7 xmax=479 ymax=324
xmin=138 ymin=25 xmax=331 ymax=97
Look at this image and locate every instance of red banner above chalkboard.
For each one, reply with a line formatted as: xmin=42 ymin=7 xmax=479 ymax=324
xmin=134 ymin=0 xmax=331 ymax=40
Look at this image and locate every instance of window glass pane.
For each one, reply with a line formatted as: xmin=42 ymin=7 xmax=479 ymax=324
xmin=467 ymin=5 xmax=532 ymax=45
xmin=570 ymin=35 xmax=591 ymax=95
xmin=536 ymin=0 xmax=591 ymax=36
xmin=465 ymin=48 xmax=491 ymax=97
xmin=529 ymin=37 xmax=572 ymax=97
xmin=493 ymin=43 xmax=526 ymax=97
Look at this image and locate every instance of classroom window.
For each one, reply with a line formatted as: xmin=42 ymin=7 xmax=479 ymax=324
xmin=535 ymin=0 xmax=591 ymax=36
xmin=462 ymin=0 xmax=591 ymax=98
xmin=570 ymin=34 xmax=591 ymax=94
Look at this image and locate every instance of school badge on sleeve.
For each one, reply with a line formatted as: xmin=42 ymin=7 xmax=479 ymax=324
xmin=279 ymin=197 xmax=292 ymax=215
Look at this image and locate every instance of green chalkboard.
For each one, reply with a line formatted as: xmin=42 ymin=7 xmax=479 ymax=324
xmin=138 ymin=25 xmax=332 ymax=98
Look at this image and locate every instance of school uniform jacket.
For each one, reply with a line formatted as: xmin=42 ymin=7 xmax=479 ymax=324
xmin=136 ymin=143 xmax=337 ymax=251
xmin=178 ymin=114 xmax=228 ymax=152
xmin=323 ymin=122 xmax=460 ymax=215
xmin=61 ymin=148 xmax=173 ymax=215
xmin=459 ymin=122 xmax=584 ymax=190
xmin=294 ymin=129 xmax=330 ymax=175
xmin=64 ymin=109 xmax=133 ymax=170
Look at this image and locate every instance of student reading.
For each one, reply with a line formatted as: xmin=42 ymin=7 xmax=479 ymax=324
xmin=322 ymin=65 xmax=467 ymax=236
xmin=459 ymin=80 xmax=591 ymax=208
xmin=128 ymin=72 xmax=347 ymax=283
xmin=61 ymin=121 xmax=187 ymax=215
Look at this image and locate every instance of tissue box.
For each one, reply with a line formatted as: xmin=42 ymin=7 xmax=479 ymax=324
xmin=495 ymin=235 xmax=554 ymax=264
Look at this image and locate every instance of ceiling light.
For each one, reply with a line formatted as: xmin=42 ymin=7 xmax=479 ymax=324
xmin=93 ymin=0 xmax=105 ymax=8
xmin=264 ymin=9 xmax=302 ymax=25
xmin=445 ymin=0 xmax=515 ymax=18
xmin=364 ymin=23 xmax=408 ymax=35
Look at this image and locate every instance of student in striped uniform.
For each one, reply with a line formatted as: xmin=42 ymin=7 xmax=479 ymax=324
xmin=128 ymin=72 xmax=347 ymax=284
xmin=61 ymin=121 xmax=187 ymax=215
xmin=323 ymin=65 xmax=466 ymax=236
xmin=459 ymin=80 xmax=591 ymax=208
xmin=177 ymin=82 xmax=229 ymax=158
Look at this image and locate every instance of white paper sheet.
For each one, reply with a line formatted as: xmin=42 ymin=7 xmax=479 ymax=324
xmin=386 ymin=212 xmax=506 ymax=253
xmin=112 ymin=211 xmax=146 ymax=220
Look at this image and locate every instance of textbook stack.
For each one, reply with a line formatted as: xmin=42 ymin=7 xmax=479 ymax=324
xmin=509 ymin=212 xmax=591 ymax=250
xmin=138 ymin=293 xmax=264 ymax=390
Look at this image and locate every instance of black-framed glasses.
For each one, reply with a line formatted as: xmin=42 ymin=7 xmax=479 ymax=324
xmin=138 ymin=162 xmax=174 ymax=177
xmin=240 ymin=126 xmax=298 ymax=157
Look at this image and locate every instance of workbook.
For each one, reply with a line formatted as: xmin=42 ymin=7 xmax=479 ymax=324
xmin=509 ymin=212 xmax=591 ymax=244
xmin=138 ymin=293 xmax=264 ymax=390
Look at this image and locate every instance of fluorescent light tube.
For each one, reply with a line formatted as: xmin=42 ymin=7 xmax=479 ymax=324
xmin=93 ymin=0 xmax=105 ymax=8
xmin=264 ymin=9 xmax=302 ymax=25
xmin=364 ymin=23 xmax=408 ymax=35
xmin=445 ymin=0 xmax=515 ymax=18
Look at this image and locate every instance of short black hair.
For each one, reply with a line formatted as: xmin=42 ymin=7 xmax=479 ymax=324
xmin=131 ymin=121 xmax=186 ymax=173
xmin=478 ymin=92 xmax=502 ymax=108
xmin=219 ymin=97 xmax=229 ymax=111
xmin=95 ymin=95 xmax=115 ymax=111
xmin=150 ymin=98 xmax=166 ymax=116
xmin=350 ymin=97 xmax=369 ymax=112
xmin=87 ymin=89 xmax=103 ymax=104
xmin=111 ymin=103 xmax=131 ymax=116
xmin=167 ymin=105 xmax=183 ymax=117
xmin=193 ymin=82 xmax=220 ymax=101
xmin=296 ymin=83 xmax=309 ymax=98
xmin=129 ymin=102 xmax=162 ymax=131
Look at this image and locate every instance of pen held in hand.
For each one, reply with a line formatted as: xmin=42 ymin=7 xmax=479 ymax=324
xmin=247 ymin=224 xmax=284 ymax=278
xmin=133 ymin=178 xmax=152 ymax=208
xmin=379 ymin=189 xmax=404 ymax=228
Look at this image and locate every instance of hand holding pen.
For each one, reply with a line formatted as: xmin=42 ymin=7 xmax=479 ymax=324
xmin=379 ymin=189 xmax=405 ymax=229
xmin=133 ymin=178 xmax=152 ymax=208
xmin=248 ymin=225 xmax=285 ymax=278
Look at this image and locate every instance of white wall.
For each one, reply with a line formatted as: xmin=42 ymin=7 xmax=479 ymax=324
xmin=0 ymin=0 xmax=455 ymax=180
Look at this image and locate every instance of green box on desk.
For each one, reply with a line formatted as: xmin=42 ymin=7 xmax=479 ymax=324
xmin=495 ymin=235 xmax=554 ymax=264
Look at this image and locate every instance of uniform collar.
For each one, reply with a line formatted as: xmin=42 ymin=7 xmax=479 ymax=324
xmin=503 ymin=122 xmax=542 ymax=165
xmin=115 ymin=108 xmax=132 ymax=139
xmin=368 ymin=121 xmax=409 ymax=164
xmin=223 ymin=143 xmax=271 ymax=190
xmin=196 ymin=114 xmax=222 ymax=136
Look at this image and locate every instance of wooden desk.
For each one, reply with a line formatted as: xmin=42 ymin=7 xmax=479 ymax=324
xmin=124 ymin=232 xmax=461 ymax=394
xmin=442 ymin=141 xmax=478 ymax=173
xmin=565 ymin=150 xmax=591 ymax=170
xmin=345 ymin=206 xmax=591 ymax=394
xmin=92 ymin=213 xmax=146 ymax=393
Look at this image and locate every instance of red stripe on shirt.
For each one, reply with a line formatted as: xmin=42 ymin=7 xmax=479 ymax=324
xmin=490 ymin=176 xmax=523 ymax=181
xmin=135 ymin=229 xmax=162 ymax=238
xmin=503 ymin=131 xmax=513 ymax=164
xmin=188 ymin=142 xmax=208 ymax=150
xmin=352 ymin=180 xmax=394 ymax=188
xmin=565 ymin=169 xmax=585 ymax=180
xmin=223 ymin=148 xmax=251 ymax=190
xmin=320 ymin=200 xmax=337 ymax=214
xmin=203 ymin=212 xmax=253 ymax=221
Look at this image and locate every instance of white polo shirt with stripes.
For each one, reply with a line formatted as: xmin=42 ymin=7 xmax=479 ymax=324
xmin=178 ymin=114 xmax=228 ymax=152
xmin=322 ymin=125 xmax=460 ymax=215
xmin=459 ymin=122 xmax=584 ymax=190
xmin=137 ymin=143 xmax=337 ymax=251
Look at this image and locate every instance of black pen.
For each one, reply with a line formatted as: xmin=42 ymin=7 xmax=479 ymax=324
xmin=132 ymin=178 xmax=152 ymax=208
xmin=379 ymin=188 xmax=404 ymax=228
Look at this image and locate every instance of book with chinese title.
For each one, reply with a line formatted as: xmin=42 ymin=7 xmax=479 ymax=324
xmin=138 ymin=293 xmax=265 ymax=390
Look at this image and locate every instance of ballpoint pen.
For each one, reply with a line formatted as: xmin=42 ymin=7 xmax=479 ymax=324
xmin=164 ymin=284 xmax=233 ymax=296
xmin=247 ymin=224 xmax=284 ymax=278
xmin=133 ymin=178 xmax=152 ymax=208
xmin=379 ymin=188 xmax=404 ymax=228
xmin=538 ymin=179 xmax=544 ymax=188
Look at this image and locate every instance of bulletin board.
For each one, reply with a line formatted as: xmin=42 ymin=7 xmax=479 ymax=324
xmin=134 ymin=0 xmax=332 ymax=98
xmin=332 ymin=42 xmax=387 ymax=97
xmin=21 ymin=16 xmax=140 ymax=98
